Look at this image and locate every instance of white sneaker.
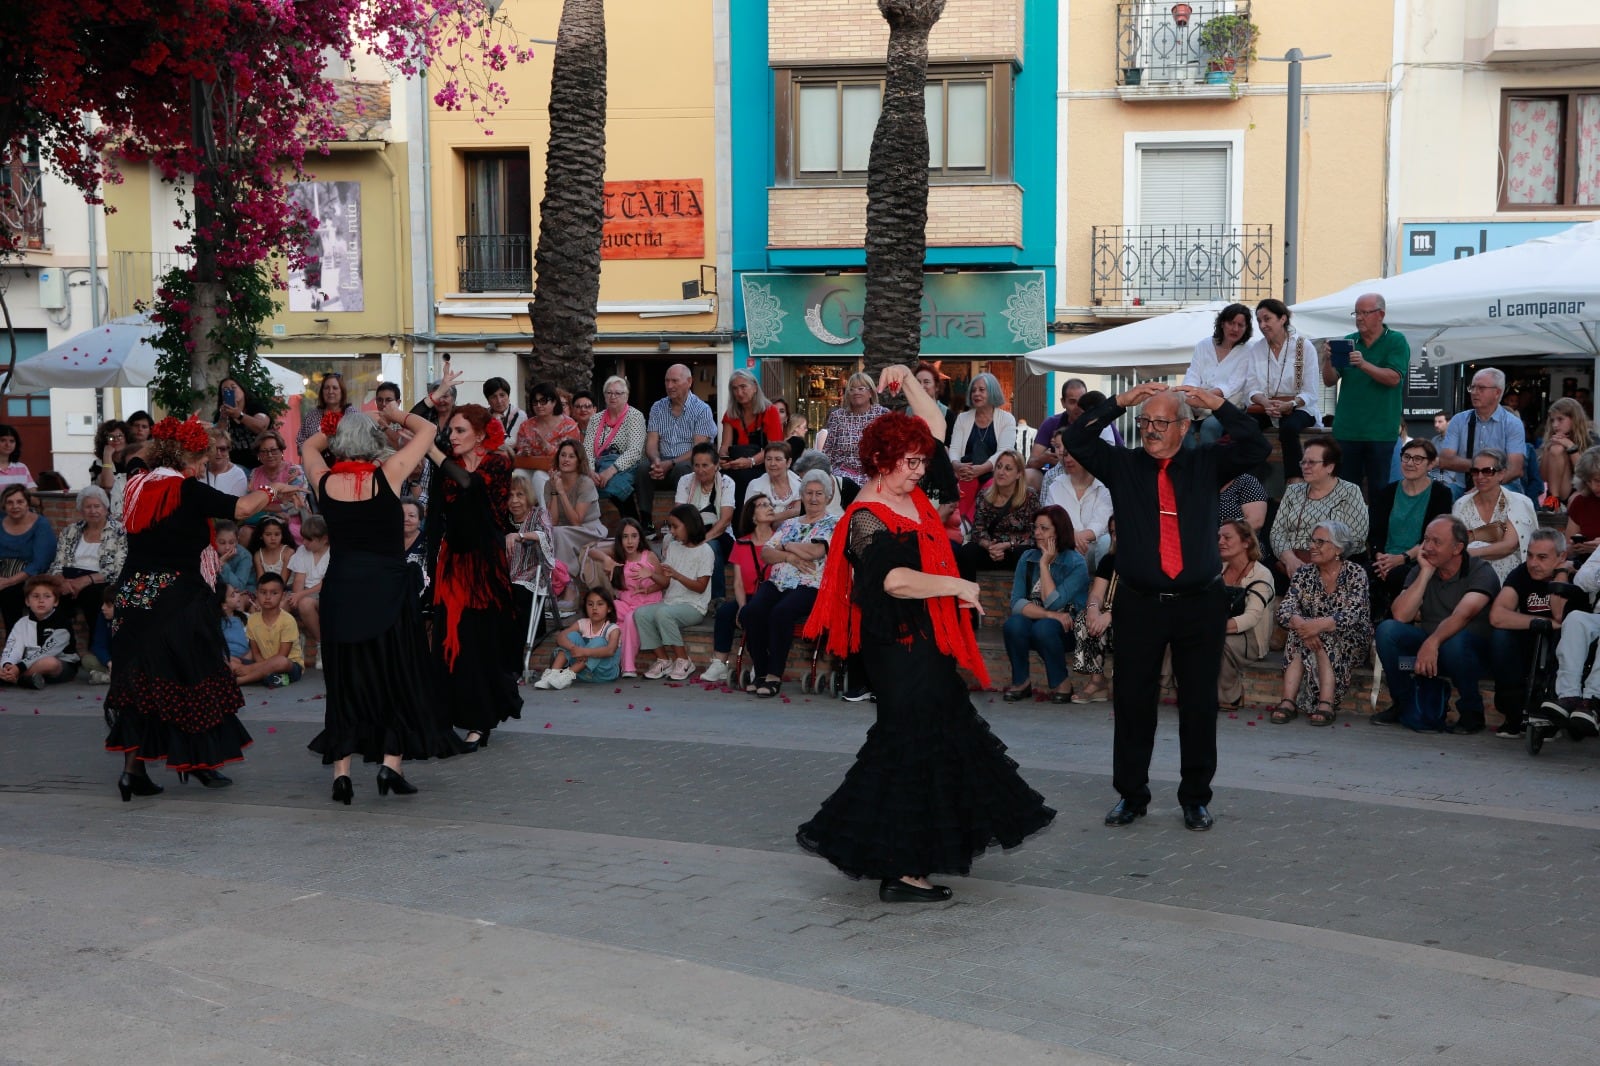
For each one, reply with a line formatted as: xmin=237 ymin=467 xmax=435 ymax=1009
xmin=643 ymin=659 xmax=673 ymax=680
xmin=548 ymin=668 xmax=577 ymax=691
xmin=533 ymin=669 xmax=556 ymax=690
xmin=700 ymin=659 xmax=731 ymax=683
xmin=668 ymin=658 xmax=695 ymax=681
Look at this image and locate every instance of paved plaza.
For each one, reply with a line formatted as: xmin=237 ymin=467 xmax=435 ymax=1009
xmin=2 ymin=675 xmax=1599 ymax=1064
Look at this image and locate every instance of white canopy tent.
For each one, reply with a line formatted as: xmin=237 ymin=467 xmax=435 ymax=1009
xmin=1023 ymin=302 xmax=1227 ymax=377
xmin=1291 ymin=221 xmax=1600 ymax=365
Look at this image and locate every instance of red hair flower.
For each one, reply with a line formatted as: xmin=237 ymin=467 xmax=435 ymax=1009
xmin=320 ymin=409 xmax=344 ymax=437
xmin=482 ymin=418 xmax=507 ymax=453
xmin=154 ymin=415 xmax=211 ymax=453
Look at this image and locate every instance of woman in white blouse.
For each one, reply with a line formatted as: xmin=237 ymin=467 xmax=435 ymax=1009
xmin=1244 ymin=298 xmax=1320 ymax=485
xmin=1044 ymin=446 xmax=1113 ymax=568
xmin=1183 ymin=303 xmax=1254 ymax=447
xmin=948 ymin=372 xmax=1017 ymax=523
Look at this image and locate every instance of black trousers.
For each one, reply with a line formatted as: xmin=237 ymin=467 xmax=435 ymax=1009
xmin=1110 ymin=582 xmax=1227 ymax=807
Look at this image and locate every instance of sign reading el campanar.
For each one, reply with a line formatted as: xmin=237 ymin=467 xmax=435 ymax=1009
xmin=602 ymin=179 xmax=705 ymax=260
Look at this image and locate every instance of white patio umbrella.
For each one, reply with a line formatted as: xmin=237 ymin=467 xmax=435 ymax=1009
xmin=1291 ymin=221 xmax=1600 ymax=364
xmin=5 ymin=313 xmax=161 ymax=389
xmin=1025 ymin=302 xmax=1227 ymax=377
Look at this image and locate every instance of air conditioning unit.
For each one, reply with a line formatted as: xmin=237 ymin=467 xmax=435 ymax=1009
xmin=38 ymin=268 xmax=67 ymax=310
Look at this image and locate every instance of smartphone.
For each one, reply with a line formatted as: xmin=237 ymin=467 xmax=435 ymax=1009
xmin=221 ymin=386 xmax=237 ymax=408
xmin=1328 ymin=339 xmax=1354 ymax=370
xmin=442 ymin=352 xmax=452 ymax=364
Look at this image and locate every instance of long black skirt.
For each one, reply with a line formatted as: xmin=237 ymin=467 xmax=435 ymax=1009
xmin=797 ymin=638 xmax=1055 ymax=880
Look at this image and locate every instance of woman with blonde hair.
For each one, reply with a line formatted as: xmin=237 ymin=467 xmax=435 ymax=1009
xmin=1218 ymin=519 xmax=1276 ymax=708
xmin=948 ymin=371 xmax=1017 ymax=524
xmin=822 ymin=371 xmax=888 ymax=507
xmin=1541 ymin=396 xmax=1592 ymax=511
xmin=719 ymin=368 xmax=784 ymax=510
xmin=954 ymin=449 xmax=1037 ymax=581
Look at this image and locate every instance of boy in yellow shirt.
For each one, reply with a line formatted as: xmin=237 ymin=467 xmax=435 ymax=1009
xmin=234 ymin=572 xmax=305 ymax=688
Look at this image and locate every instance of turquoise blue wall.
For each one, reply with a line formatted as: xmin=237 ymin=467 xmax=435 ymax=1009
xmin=729 ymin=0 xmax=1058 ymax=369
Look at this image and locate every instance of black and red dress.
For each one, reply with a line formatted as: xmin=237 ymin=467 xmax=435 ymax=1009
xmin=105 ymin=473 xmax=252 ymax=772
xmin=431 ymin=450 xmax=521 ymax=732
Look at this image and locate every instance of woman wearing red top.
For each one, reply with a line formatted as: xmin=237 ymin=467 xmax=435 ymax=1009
xmin=719 ymin=369 xmax=784 ymax=512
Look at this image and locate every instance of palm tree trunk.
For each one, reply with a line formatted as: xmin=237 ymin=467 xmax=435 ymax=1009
xmin=862 ymin=0 xmax=946 ymax=377
xmin=530 ymin=0 xmax=607 ymax=395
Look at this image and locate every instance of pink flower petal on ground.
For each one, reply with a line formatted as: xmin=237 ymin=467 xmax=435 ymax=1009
xmin=627 ymin=703 xmax=634 ymax=709
xmin=1247 ymin=720 xmax=1255 ymax=726
xmin=544 ymin=722 xmax=552 ymax=728
xmin=644 ymin=707 xmax=651 ymax=712
xmin=614 ymin=688 xmax=622 ymax=693
xmin=267 ymin=727 xmax=276 ymax=734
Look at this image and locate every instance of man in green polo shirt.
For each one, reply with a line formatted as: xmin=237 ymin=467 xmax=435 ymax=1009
xmin=1320 ymin=291 xmax=1410 ymax=499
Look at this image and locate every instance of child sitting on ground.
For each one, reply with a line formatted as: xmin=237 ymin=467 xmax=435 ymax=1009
xmin=534 ymin=585 xmax=622 ymax=690
xmin=215 ymin=520 xmax=255 ymax=602
xmin=286 ymin=514 xmax=330 ymax=668
xmin=220 ymin=582 xmax=251 ymax=668
xmin=0 ymin=575 xmax=81 ymax=688
xmin=234 ymin=572 xmax=304 ymax=688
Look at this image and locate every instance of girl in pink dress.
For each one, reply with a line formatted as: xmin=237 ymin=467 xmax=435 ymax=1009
xmin=586 ymin=518 xmax=662 ymax=677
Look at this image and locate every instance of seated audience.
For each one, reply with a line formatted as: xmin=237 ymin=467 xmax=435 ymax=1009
xmin=1266 ymin=436 xmax=1368 ymax=592
xmin=1218 ymin=472 xmax=1268 ymax=532
xmin=235 ymin=571 xmax=305 ymax=688
xmin=586 ymin=517 xmax=663 ymax=679
xmin=1218 ymin=520 xmax=1275 ymax=709
xmin=1044 ymin=440 xmax=1112 ymax=566
xmin=0 ymin=482 xmax=56 ymax=630
xmin=203 ymin=424 xmax=251 ymax=497
xmin=1489 ymin=529 xmax=1575 ymax=739
xmin=534 ymin=586 xmax=622 ymax=690
xmin=545 ymin=438 xmax=609 ymax=581
xmin=584 ymin=376 xmax=647 ymax=523
xmin=213 ymin=519 xmax=253 ymax=598
xmin=1001 ymin=505 xmax=1088 ymax=704
xmin=634 ymin=505 xmax=715 ymax=682
xmin=1271 ymin=521 xmax=1371 ymax=726
xmin=286 ymin=514 xmax=329 ymax=668
xmin=1368 ymin=438 xmax=1454 ymax=618
xmin=1070 ymin=516 xmax=1118 ymax=704
xmin=1565 ymin=445 xmax=1600 ymax=561
xmin=948 ymin=372 xmax=1015 ymax=522
xmin=719 ymin=369 xmax=784 ymax=511
xmin=676 ymin=442 xmax=736 ymax=600
xmin=1183 ymin=302 xmax=1255 ymax=447
xmin=1373 ymin=516 xmax=1499 ymax=733
xmin=700 ymin=493 xmax=779 ymax=684
xmin=746 ymin=441 xmax=802 ymax=523
xmin=956 ymin=449 xmax=1038 ymax=582
xmin=49 ymin=486 xmax=125 ymax=651
xmin=90 ymin=420 xmax=129 ymax=492
xmin=0 ymin=423 xmax=37 ymax=490
xmin=248 ymin=431 xmax=310 ymax=540
xmin=1539 ymin=397 xmax=1590 ymax=511
xmin=744 ymin=471 xmax=837 ymax=697
xmin=252 ymin=515 xmax=296 ymax=584
xmin=1243 ymin=299 xmax=1319 ymax=484
xmin=1539 ymin=541 xmax=1600 ymax=738
xmin=0 ymin=575 xmax=78 ymax=687
xmin=1452 ymin=446 xmax=1537 ymax=583
xmin=484 ymin=375 xmax=528 ymax=440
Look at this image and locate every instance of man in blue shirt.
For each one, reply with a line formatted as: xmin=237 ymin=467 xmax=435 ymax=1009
xmin=638 ymin=363 xmax=717 ymax=530
xmin=1438 ymin=368 xmax=1526 ymax=498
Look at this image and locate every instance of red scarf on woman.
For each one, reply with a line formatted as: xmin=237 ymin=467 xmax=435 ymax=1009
xmin=804 ymin=491 xmax=989 ymax=687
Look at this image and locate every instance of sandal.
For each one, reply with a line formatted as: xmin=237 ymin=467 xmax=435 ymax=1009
xmin=1269 ymin=699 xmax=1299 ymax=724
xmin=1308 ymin=699 xmax=1338 ymax=727
xmin=755 ymin=679 xmax=784 ymax=699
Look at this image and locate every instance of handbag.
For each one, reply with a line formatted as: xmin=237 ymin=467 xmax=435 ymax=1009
xmin=1226 ymin=580 xmax=1271 ymax=619
xmin=1396 ymin=655 xmax=1450 ymax=732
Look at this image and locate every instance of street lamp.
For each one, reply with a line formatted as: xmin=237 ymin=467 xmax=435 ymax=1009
xmin=1261 ymin=48 xmax=1330 ymax=305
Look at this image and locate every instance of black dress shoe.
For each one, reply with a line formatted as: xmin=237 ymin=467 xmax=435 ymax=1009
xmin=1182 ymin=803 xmax=1214 ymax=831
xmin=1445 ymin=721 xmax=1484 ymax=735
xmin=1002 ymin=684 xmax=1033 ymax=703
xmin=376 ymin=765 xmax=418 ymax=796
xmin=1370 ymin=705 xmax=1403 ymax=725
xmin=879 ymin=878 xmax=953 ymax=903
xmin=117 ymin=771 xmax=164 ymax=802
xmin=1104 ymin=799 xmax=1147 ymax=827
xmin=178 ymin=769 xmax=232 ymax=788
xmin=331 ymin=775 xmax=353 ymax=805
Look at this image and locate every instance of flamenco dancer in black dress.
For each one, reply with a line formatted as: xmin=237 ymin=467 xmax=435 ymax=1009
xmin=426 ymin=403 xmax=521 ymax=745
xmin=300 ymin=408 xmax=472 ymax=803
xmin=105 ymin=415 xmax=306 ymax=800
xmin=799 ymin=388 xmax=1055 ymax=904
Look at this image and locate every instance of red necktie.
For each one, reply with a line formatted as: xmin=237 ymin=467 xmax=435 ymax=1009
xmin=1157 ymin=458 xmax=1183 ymax=579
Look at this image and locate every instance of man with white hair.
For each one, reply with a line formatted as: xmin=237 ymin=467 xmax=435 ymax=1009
xmin=1320 ymin=292 xmax=1410 ymax=499
xmin=1437 ymin=367 xmax=1526 ymax=498
xmin=1064 ymin=383 xmax=1269 ymax=832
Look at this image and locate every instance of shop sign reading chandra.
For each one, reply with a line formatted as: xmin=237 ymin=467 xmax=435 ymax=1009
xmin=602 ymin=179 xmax=704 ymax=260
xmin=740 ymin=271 xmax=1048 ymax=357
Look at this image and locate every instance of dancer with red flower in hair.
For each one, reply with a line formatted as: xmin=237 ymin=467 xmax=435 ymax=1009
xmin=105 ymin=415 xmax=306 ymax=800
xmin=797 ymin=367 xmax=1055 ymax=904
xmin=425 ymin=403 xmax=521 ymax=747
xmin=299 ymin=406 xmax=472 ymax=805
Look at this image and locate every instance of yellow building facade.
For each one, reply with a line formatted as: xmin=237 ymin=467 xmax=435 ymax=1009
xmin=423 ymin=0 xmax=726 ymax=413
xmin=1058 ymin=0 xmax=1394 ymax=361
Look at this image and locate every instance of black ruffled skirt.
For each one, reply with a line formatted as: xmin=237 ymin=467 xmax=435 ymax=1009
xmin=797 ymin=639 xmax=1055 ymax=880
xmin=436 ymin=605 xmax=523 ymax=733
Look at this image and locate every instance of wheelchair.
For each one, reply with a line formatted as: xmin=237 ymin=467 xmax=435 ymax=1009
xmin=1523 ymin=599 xmax=1600 ymax=757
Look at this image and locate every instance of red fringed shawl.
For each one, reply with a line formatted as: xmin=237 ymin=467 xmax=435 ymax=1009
xmin=804 ymin=493 xmax=990 ymax=688
xmin=123 ymin=468 xmax=186 ymax=534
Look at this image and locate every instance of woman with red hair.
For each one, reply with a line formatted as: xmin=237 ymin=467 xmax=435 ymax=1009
xmin=105 ymin=415 xmax=305 ymax=800
xmin=425 ymin=403 xmax=521 ymax=747
xmin=797 ymin=368 xmax=1056 ymax=904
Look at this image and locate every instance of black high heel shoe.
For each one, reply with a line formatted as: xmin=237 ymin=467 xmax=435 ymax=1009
xmin=176 ymin=769 xmax=232 ymax=788
xmin=463 ymin=729 xmax=490 ymax=749
xmin=117 ymin=770 xmax=164 ymax=802
xmin=331 ymin=775 xmax=353 ymax=805
xmin=376 ymin=765 xmax=417 ymax=796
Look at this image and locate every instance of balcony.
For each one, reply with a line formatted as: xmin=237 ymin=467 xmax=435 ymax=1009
xmin=456 ymin=234 xmax=532 ymax=293
xmin=1115 ymin=1 xmax=1254 ymax=97
xmin=109 ymin=250 xmax=194 ymax=318
xmin=1091 ymin=224 xmax=1272 ymax=310
xmin=0 ymin=155 xmax=46 ymax=251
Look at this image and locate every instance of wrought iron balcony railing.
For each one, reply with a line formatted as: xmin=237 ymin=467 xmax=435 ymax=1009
xmin=456 ymin=234 xmax=532 ymax=293
xmin=1091 ymin=224 xmax=1273 ymax=307
xmin=1115 ymin=1 xmax=1254 ymax=88
xmin=0 ymin=158 xmax=46 ymax=250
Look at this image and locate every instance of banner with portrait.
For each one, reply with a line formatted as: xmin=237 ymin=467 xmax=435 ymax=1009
xmin=288 ymin=181 xmax=364 ymax=313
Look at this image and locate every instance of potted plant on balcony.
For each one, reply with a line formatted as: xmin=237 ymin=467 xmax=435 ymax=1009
xmin=1198 ymin=13 xmax=1259 ymax=83
xmin=1123 ymin=65 xmax=1144 ymax=86
xmin=1171 ymin=4 xmax=1193 ymax=27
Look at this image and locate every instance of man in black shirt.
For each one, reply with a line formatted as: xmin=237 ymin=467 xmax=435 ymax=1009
xmin=1064 ymin=383 xmax=1269 ymax=832
xmin=1490 ymin=529 xmax=1581 ymax=737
